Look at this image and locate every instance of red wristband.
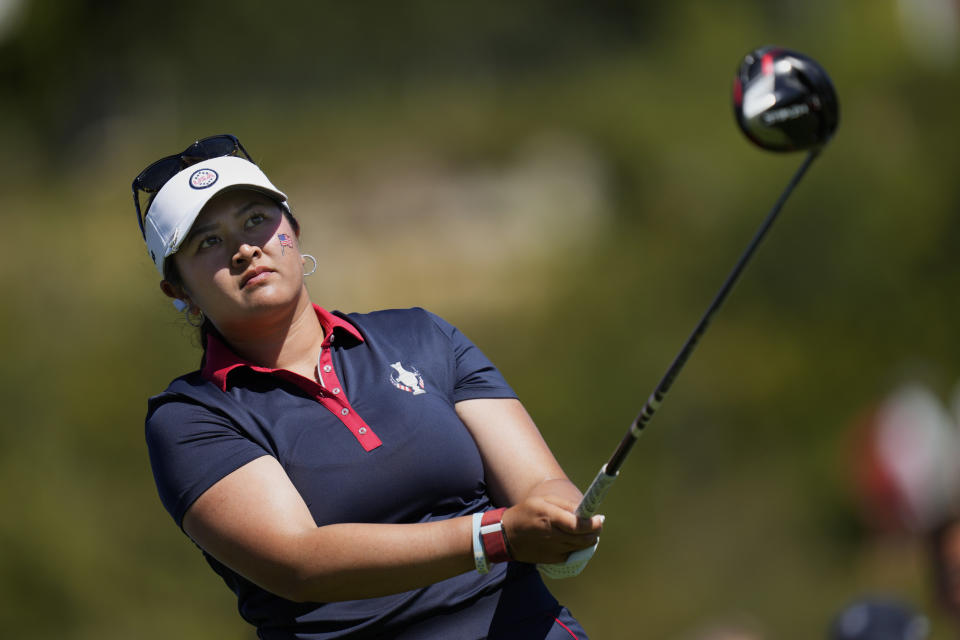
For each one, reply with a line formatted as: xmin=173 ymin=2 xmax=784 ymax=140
xmin=480 ymin=507 xmax=511 ymax=564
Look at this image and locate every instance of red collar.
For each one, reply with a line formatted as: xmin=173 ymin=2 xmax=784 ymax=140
xmin=201 ymin=304 xmax=364 ymax=390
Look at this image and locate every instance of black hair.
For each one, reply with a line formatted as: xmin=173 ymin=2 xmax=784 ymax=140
xmin=163 ymin=256 xmax=221 ymax=369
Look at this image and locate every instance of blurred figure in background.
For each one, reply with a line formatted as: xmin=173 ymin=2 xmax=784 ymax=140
xmin=929 ymin=514 xmax=960 ymax=627
xmin=850 ymin=383 xmax=960 ymax=536
xmin=848 ymin=382 xmax=960 ymax=635
xmin=828 ymin=596 xmax=929 ymax=640
xmin=931 ymin=383 xmax=960 ymax=626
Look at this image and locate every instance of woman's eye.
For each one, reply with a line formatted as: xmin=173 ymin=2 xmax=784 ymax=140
xmin=198 ymin=236 xmax=220 ymax=249
xmin=245 ymin=213 xmax=266 ymax=228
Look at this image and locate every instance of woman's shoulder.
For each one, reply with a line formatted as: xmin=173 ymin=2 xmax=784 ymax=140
xmin=339 ymin=306 xmax=433 ymax=322
xmin=144 ymin=371 xmax=250 ymax=450
xmin=146 ymin=370 xmax=225 ymax=417
xmin=151 ymin=369 xmax=211 ymax=397
xmin=337 ymin=306 xmax=454 ymax=334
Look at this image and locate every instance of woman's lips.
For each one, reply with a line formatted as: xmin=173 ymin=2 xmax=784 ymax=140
xmin=241 ymin=268 xmax=275 ymax=288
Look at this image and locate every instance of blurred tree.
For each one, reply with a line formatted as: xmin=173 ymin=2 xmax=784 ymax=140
xmin=0 ymin=0 xmax=668 ymax=164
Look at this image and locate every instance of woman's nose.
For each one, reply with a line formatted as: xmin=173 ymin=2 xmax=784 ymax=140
xmin=232 ymin=243 xmax=262 ymax=267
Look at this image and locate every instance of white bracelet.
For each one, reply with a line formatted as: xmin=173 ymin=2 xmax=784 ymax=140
xmin=472 ymin=512 xmax=489 ymax=574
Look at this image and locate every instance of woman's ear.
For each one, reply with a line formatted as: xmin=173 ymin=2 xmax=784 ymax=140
xmin=160 ymin=280 xmax=190 ymax=309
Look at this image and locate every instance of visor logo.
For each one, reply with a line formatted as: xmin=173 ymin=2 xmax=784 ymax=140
xmin=389 ymin=362 xmax=426 ymax=395
xmin=189 ymin=168 xmax=218 ymax=189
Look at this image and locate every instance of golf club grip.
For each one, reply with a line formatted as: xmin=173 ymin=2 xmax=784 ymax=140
xmin=575 ymin=465 xmax=618 ymax=518
xmin=580 ymin=148 xmax=821 ymax=510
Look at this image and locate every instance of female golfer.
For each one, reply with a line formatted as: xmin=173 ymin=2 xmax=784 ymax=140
xmin=135 ymin=135 xmax=603 ymax=639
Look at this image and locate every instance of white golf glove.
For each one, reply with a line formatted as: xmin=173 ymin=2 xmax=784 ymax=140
xmin=537 ymin=539 xmax=599 ymax=579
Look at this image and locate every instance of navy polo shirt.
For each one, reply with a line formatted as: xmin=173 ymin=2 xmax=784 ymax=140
xmin=145 ymin=305 xmax=563 ymax=639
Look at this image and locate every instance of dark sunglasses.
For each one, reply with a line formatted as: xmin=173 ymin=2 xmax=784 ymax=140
xmin=131 ymin=134 xmax=253 ymax=238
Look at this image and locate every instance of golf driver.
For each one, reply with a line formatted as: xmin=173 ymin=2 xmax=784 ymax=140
xmin=540 ymin=46 xmax=839 ymax=579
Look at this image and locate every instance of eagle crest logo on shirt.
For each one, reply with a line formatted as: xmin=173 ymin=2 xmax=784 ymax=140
xmin=389 ymin=362 xmax=426 ymax=395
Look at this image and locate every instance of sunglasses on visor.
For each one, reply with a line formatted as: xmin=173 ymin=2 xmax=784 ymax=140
xmin=131 ymin=134 xmax=253 ymax=238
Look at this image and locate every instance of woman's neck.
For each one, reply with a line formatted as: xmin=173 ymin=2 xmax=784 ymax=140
xmin=216 ymin=290 xmax=327 ymax=380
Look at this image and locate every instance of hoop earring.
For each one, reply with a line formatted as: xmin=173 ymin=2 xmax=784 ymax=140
xmin=185 ymin=307 xmax=204 ymax=328
xmin=302 ymin=254 xmax=318 ymax=277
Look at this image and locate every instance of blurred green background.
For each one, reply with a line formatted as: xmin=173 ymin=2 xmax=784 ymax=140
xmin=2 ymin=0 xmax=958 ymax=637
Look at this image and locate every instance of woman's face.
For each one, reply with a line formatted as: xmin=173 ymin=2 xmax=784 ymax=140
xmin=163 ymin=189 xmax=306 ymax=332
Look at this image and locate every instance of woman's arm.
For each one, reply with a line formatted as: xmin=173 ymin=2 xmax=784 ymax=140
xmin=182 ymin=455 xmax=475 ymax=603
xmin=454 ymin=397 xmax=603 ymax=564
xmin=181 ymin=398 xmax=602 ymax=603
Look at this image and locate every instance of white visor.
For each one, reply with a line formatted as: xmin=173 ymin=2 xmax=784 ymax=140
xmin=144 ymin=155 xmax=288 ymax=275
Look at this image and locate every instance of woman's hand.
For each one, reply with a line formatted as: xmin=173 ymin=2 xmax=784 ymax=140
xmin=501 ymin=481 xmax=604 ymax=564
xmin=454 ymin=399 xmax=606 ymax=566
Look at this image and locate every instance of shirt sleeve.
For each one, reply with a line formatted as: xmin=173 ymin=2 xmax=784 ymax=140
xmin=423 ymin=310 xmax=518 ymax=403
xmin=145 ymin=395 xmax=270 ymax=528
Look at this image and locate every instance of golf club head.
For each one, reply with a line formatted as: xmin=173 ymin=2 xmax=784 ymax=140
xmin=733 ymin=46 xmax=839 ymax=152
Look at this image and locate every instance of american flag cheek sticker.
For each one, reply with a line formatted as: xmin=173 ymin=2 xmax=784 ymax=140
xmin=277 ymin=233 xmax=294 ymax=255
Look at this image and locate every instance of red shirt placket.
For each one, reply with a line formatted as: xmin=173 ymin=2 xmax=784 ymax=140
xmin=313 ymin=332 xmax=382 ymax=452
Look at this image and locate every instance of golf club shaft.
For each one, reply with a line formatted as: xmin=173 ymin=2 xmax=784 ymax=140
xmin=576 ymin=148 xmax=821 ymax=518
